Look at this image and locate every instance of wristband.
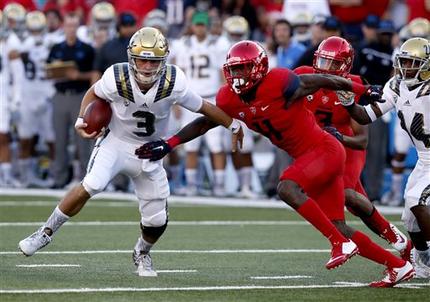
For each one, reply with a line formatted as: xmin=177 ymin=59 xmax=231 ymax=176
xmin=166 ymin=135 xmax=181 ymax=149
xmin=228 ymin=119 xmax=241 ymax=134
xmin=75 ymin=117 xmax=84 ymax=128
xmin=351 ymin=81 xmax=367 ymax=96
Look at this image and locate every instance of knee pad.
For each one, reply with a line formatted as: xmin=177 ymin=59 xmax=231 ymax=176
xmin=82 ymin=177 xmax=105 ymax=196
xmin=140 ymin=221 xmax=168 ymax=239
xmin=139 ymin=198 xmax=168 ymax=226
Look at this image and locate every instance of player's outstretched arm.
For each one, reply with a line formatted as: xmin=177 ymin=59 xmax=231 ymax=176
xmin=290 ymin=74 xmax=381 ymax=103
xmin=330 ymin=119 xmax=369 ymax=150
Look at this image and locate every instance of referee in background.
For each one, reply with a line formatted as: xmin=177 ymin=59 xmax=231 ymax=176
xmin=47 ymin=13 xmax=95 ymax=189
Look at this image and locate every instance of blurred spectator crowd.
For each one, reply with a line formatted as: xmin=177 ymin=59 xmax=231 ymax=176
xmin=0 ymin=0 xmax=429 ymax=206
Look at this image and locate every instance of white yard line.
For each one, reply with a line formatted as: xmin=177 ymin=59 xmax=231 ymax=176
xmin=5 ymin=248 xmax=404 ymax=255
xmin=0 ymin=284 xmax=367 ymax=294
xmin=0 ymin=188 xmax=404 ymax=214
xmin=251 ymin=275 xmax=313 ymax=280
xmin=0 ymin=220 xmax=404 ymax=227
xmin=16 ymin=264 xmax=81 ymax=268
xmin=157 ymin=270 xmax=197 ymax=273
xmin=334 ymin=281 xmax=430 ymax=289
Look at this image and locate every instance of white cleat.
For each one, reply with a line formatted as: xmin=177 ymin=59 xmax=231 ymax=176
xmin=411 ymin=248 xmax=430 ymax=278
xmin=381 ymin=190 xmax=403 ymax=206
xmin=236 ymin=186 xmax=258 ymax=199
xmin=388 ymin=224 xmax=408 ymax=252
xmin=18 ymin=228 xmax=52 ymax=256
xmin=369 ymin=261 xmax=415 ymax=287
xmin=134 ymin=253 xmax=158 ymax=277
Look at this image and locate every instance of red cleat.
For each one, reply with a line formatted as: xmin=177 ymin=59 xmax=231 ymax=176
xmin=326 ymin=240 xmax=359 ymax=270
xmin=369 ymin=261 xmax=415 ymax=288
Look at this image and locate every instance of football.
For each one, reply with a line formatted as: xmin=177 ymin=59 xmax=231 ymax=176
xmin=83 ymin=98 xmax=112 ymax=135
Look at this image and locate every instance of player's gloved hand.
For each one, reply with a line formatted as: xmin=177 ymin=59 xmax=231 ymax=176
xmin=363 ymin=85 xmax=384 ymax=104
xmin=135 ymin=140 xmax=172 ymax=161
xmin=323 ymin=126 xmax=343 ymax=142
xmin=335 ymin=90 xmax=355 ymax=106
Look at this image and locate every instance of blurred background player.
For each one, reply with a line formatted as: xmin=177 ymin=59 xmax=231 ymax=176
xmin=222 ymin=15 xmax=257 ymax=198
xmin=0 ymin=3 xmax=26 ymax=187
xmin=338 ymin=37 xmax=430 ymax=278
xmin=295 ymin=36 xmax=411 ymax=259
xmin=77 ymin=1 xmax=116 ymax=49
xmin=171 ymin=11 xmax=230 ymax=196
xmin=382 ymin=17 xmax=430 ymax=207
xmin=17 ymin=11 xmax=55 ymax=188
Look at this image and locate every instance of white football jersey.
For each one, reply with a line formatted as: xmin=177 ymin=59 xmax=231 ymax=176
xmin=21 ymin=35 xmax=55 ymax=98
xmin=379 ymin=77 xmax=430 ymax=164
xmin=172 ymin=35 xmax=229 ymax=98
xmin=94 ymin=63 xmax=203 ymax=145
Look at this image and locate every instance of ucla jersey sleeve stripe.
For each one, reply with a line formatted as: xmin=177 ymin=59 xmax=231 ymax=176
xmin=154 ymin=65 xmax=176 ymax=103
xmin=114 ymin=63 xmax=135 ymax=103
xmin=419 ymin=184 xmax=430 ymax=205
xmin=389 ymin=78 xmax=401 ymax=96
xmin=416 ymin=80 xmax=430 ymax=98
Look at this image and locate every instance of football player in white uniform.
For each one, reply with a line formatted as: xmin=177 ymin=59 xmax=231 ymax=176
xmin=381 ymin=18 xmax=430 ymax=207
xmin=171 ymin=11 xmax=230 ymax=196
xmin=18 ymin=27 xmax=243 ymax=277
xmin=0 ymin=3 xmax=25 ymax=187
xmin=338 ymin=37 xmax=430 ymax=278
xmin=18 ymin=11 xmax=55 ymax=187
xmin=222 ymin=16 xmax=258 ymax=198
xmin=77 ymin=1 xmax=117 ymax=49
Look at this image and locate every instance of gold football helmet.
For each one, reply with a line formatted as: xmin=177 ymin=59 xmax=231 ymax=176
xmin=91 ymin=2 xmax=115 ymax=22
xmin=4 ymin=3 xmax=26 ymax=23
xmin=26 ymin=11 xmax=46 ymax=32
xmin=408 ymin=18 xmax=430 ymax=39
xmin=393 ymin=37 xmax=430 ymax=86
xmin=223 ymin=16 xmax=249 ymax=42
xmin=127 ymin=27 xmax=169 ymax=85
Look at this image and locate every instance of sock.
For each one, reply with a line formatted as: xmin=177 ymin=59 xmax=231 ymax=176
xmin=416 ymin=248 xmax=430 ymax=266
xmin=296 ymin=198 xmax=347 ymax=246
xmin=44 ymin=206 xmax=70 ymax=235
xmin=136 ymin=236 xmax=154 ymax=254
xmin=239 ymin=167 xmax=253 ymax=189
xmin=185 ymin=169 xmax=197 ymax=188
xmin=170 ymin=165 xmax=181 ymax=187
xmin=214 ymin=169 xmax=225 ymax=189
xmin=391 ymin=174 xmax=403 ymax=197
xmin=18 ymin=159 xmax=31 ymax=183
xmin=351 ymin=231 xmax=405 ymax=268
xmin=1 ymin=162 xmax=12 ymax=182
xmin=362 ymin=207 xmax=396 ymax=243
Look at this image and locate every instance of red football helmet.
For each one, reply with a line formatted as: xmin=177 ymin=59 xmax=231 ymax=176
xmin=313 ymin=36 xmax=354 ymax=77
xmin=223 ymin=40 xmax=269 ymax=94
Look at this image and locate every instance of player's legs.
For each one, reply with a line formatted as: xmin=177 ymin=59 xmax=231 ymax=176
xmin=343 ymin=150 xmax=409 ymax=255
xmin=205 ymin=126 xmax=227 ymax=197
xmin=18 ymin=133 xmax=120 ymax=256
xmin=278 ymin=137 xmax=358 ymax=269
xmin=0 ymin=101 xmax=16 ymax=187
xmin=131 ymin=162 xmax=170 ymax=277
xmin=401 ymin=161 xmax=430 ymax=277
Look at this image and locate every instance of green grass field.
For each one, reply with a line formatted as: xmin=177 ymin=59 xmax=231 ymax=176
xmin=0 ymin=194 xmax=428 ymax=301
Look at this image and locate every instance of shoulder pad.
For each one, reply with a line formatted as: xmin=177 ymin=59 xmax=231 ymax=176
xmin=113 ymin=63 xmax=135 ymax=103
xmin=154 ymin=64 xmax=177 ymax=103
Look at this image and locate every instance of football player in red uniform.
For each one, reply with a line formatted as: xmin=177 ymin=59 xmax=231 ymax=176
xmin=135 ymin=41 xmax=414 ymax=286
xmin=295 ymin=36 xmax=412 ymax=260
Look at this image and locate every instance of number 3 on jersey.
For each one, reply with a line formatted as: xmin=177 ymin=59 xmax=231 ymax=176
xmin=132 ymin=111 xmax=155 ymax=137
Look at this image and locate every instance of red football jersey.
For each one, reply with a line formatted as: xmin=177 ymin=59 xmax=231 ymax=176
xmin=216 ymin=68 xmax=329 ymax=158
xmin=295 ymin=66 xmax=363 ymax=137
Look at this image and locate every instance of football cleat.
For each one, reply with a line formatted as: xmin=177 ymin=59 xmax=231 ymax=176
xmin=369 ymin=261 xmax=415 ymax=287
xmin=387 ymin=224 xmax=408 ymax=250
xmin=134 ymin=252 xmax=158 ymax=277
xmin=18 ymin=227 xmax=52 ymax=256
xmin=326 ymin=240 xmax=359 ymax=270
xmin=380 ymin=190 xmax=403 ymax=206
xmin=411 ymin=248 xmax=430 ymax=278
